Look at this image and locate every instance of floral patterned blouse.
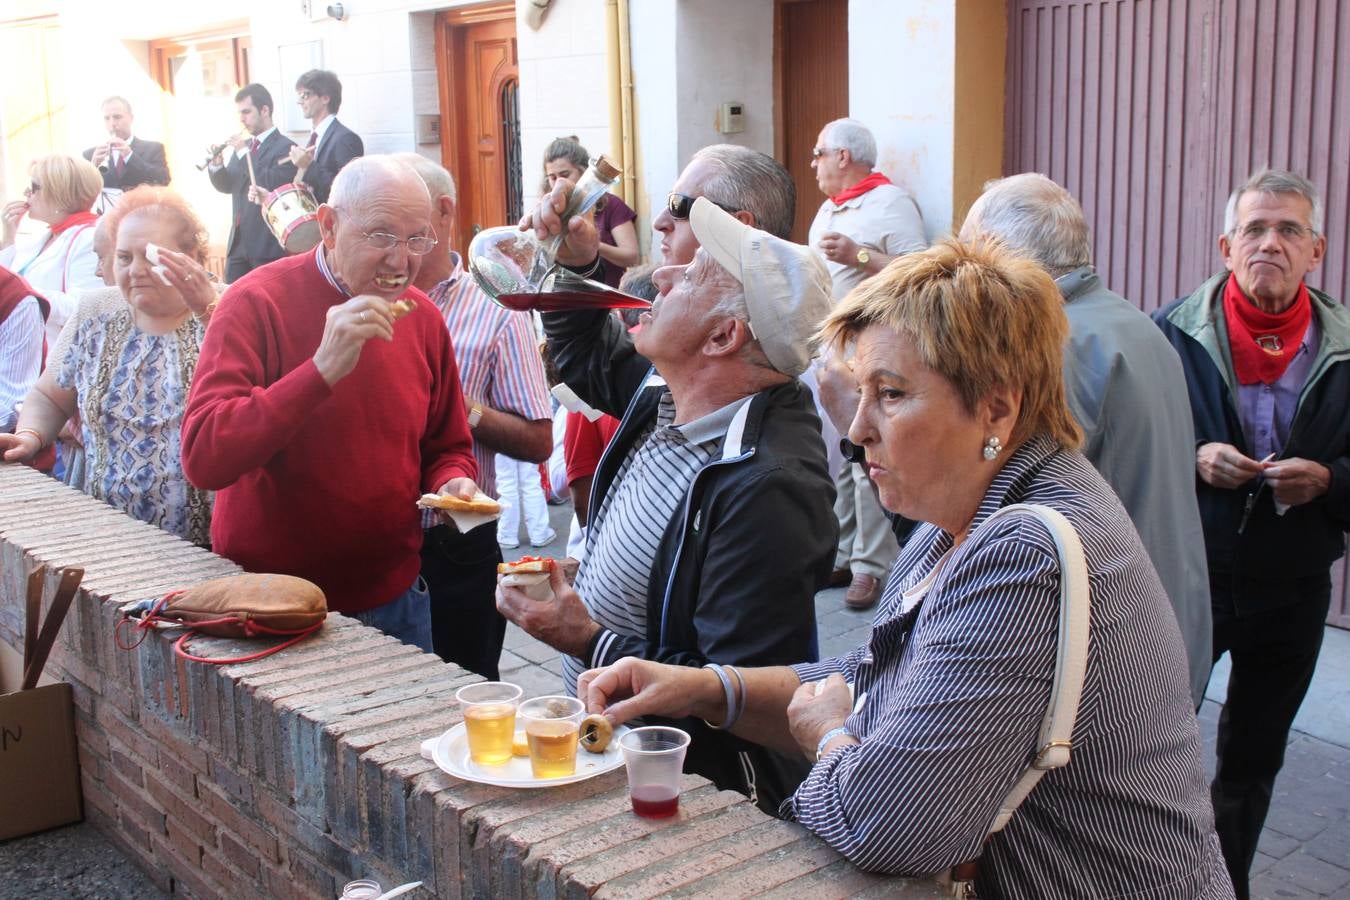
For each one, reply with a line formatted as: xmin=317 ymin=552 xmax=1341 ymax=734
xmin=54 ymin=291 xmax=211 ymax=545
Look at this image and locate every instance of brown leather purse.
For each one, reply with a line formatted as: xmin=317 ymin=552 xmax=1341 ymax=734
xmin=119 ymin=573 xmax=327 ymax=663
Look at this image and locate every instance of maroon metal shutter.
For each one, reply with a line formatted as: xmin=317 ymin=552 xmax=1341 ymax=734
xmin=1005 ymin=0 xmax=1350 ymax=627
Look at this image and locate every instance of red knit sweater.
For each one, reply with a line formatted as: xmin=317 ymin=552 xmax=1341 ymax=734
xmin=182 ymin=253 xmax=477 ymax=613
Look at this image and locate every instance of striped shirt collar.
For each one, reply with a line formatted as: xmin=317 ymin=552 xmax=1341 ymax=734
xmin=313 ymin=245 xmax=350 ymax=297
xmin=427 ymin=252 xmax=467 ymax=311
xmin=675 ymin=395 xmax=753 ymax=448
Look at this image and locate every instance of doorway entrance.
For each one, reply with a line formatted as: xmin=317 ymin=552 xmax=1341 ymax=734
xmin=774 ymin=0 xmax=849 ymax=244
xmin=435 ymin=3 xmax=521 ymax=255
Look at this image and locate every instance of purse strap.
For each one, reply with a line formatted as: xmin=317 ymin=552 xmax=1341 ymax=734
xmin=940 ymin=503 xmax=1091 ymax=898
xmin=981 ymin=502 xmax=1091 ymax=832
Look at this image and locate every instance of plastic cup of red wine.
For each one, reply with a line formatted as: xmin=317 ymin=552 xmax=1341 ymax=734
xmin=618 ymin=726 xmax=690 ymax=819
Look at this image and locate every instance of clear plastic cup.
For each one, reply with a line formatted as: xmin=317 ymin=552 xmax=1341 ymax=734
xmin=456 ymin=681 xmax=522 ymax=766
xmin=340 ymin=879 xmax=381 ymax=899
xmin=619 ymin=726 xmax=690 ymax=818
xmin=517 ymin=695 xmax=585 ymax=778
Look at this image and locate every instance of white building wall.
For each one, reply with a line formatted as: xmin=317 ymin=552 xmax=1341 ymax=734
xmin=516 ymin=0 xmax=614 ymax=215
xmin=849 ymin=0 xmax=956 ymax=238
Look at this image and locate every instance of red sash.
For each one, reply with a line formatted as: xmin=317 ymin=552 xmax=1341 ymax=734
xmin=830 ymin=172 xmax=892 ymax=206
xmin=1222 ymin=273 xmax=1312 ymax=385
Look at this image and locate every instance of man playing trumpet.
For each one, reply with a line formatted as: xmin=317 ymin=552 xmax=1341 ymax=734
xmin=84 ymin=96 xmax=170 ymax=191
xmin=207 ymin=83 xmax=296 ymax=282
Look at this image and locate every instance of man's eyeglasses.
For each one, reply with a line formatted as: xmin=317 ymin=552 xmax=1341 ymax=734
xmin=665 ymin=192 xmax=738 ymax=220
xmin=297 ymin=90 xmax=315 ymax=101
xmin=1233 ymin=221 xmax=1316 ymax=242
xmin=811 ymin=147 xmax=842 ymax=160
xmin=360 ymin=230 xmax=438 ymax=255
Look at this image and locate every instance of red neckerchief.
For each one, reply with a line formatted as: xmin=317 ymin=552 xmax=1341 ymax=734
xmin=49 ymin=211 xmax=99 ymax=237
xmin=829 ymin=172 xmax=892 ymax=206
xmin=1222 ymin=273 xmax=1312 ymax=385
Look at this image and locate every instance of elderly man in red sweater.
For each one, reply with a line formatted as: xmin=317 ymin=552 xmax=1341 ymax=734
xmin=182 ymin=156 xmax=479 ymax=651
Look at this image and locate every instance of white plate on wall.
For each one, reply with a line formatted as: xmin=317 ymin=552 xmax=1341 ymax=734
xmin=420 ymin=722 xmax=628 ymax=788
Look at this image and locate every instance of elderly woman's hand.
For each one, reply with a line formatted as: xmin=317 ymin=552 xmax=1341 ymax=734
xmin=787 ymin=673 xmax=855 ymax=760
xmin=151 ymin=245 xmax=217 ymax=320
xmin=0 ymin=431 xmax=43 ymax=463
xmin=578 ymin=657 xmax=720 ymax=725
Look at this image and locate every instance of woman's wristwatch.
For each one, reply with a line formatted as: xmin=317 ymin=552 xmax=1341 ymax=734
xmin=815 ymin=726 xmax=854 ymax=762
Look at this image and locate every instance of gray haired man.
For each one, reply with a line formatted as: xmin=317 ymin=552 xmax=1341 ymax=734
xmin=961 ymin=173 xmax=1212 ymax=709
xmin=1154 ymin=169 xmax=1349 ymax=899
xmin=808 ymin=117 xmax=928 ymax=609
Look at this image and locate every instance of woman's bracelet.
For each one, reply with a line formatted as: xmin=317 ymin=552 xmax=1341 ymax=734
xmin=815 ymin=726 xmax=854 ymax=762
xmin=702 ymin=663 xmax=742 ymax=730
xmin=14 ymin=427 xmax=47 ymax=449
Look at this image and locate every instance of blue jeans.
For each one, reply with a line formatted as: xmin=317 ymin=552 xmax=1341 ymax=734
xmin=355 ymin=576 xmax=433 ymax=653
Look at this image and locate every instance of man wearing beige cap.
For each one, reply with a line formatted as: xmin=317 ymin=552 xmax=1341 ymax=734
xmin=498 ymin=196 xmax=837 ymax=813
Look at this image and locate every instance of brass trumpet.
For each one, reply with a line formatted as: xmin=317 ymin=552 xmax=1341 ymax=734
xmin=195 ymin=134 xmax=246 ymax=170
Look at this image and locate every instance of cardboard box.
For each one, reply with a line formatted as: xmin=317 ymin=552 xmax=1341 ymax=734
xmin=0 ymin=639 xmax=83 ymax=840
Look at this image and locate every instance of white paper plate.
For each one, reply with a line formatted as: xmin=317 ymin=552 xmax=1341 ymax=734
xmin=420 ymin=722 xmax=628 ymax=788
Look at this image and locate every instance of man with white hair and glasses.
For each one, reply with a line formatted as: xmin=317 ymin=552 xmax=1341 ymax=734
xmin=960 ymin=173 xmax=1212 ymax=710
xmin=183 ymin=156 xmax=481 ymax=651
xmin=808 ymin=117 xmax=927 ymax=610
xmin=1154 ymin=168 xmax=1350 ymax=899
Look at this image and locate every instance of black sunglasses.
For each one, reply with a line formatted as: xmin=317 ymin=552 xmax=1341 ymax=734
xmin=666 ymin=192 xmax=739 ymax=220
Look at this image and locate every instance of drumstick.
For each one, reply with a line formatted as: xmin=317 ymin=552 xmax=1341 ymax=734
xmin=245 ymin=151 xmax=257 ymax=188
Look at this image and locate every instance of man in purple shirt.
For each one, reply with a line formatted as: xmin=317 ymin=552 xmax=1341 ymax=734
xmin=1154 ymin=168 xmax=1350 ymax=900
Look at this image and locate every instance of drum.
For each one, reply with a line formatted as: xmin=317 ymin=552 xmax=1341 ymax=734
xmin=262 ymin=183 xmax=321 ymax=254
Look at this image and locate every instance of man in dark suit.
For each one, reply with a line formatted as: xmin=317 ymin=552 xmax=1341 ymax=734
xmin=208 ymin=83 xmax=297 ymax=283
xmin=288 ymin=69 xmax=363 ymax=204
xmin=83 ymin=96 xmax=171 ymax=190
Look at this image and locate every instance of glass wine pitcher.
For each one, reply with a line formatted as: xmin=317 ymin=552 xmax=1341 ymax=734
xmin=467 ymin=154 xmax=651 ymax=312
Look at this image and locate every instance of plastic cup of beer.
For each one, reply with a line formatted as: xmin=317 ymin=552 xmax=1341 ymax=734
xmin=619 ymin=726 xmax=690 ymax=818
xmin=456 ymin=682 xmax=522 ymax=766
xmin=517 ymin=695 xmax=585 ymax=779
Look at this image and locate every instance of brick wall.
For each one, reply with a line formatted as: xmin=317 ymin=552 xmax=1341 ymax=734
xmin=0 ymin=464 xmax=940 ymax=898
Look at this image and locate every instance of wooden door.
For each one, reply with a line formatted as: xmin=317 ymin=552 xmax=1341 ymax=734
xmin=774 ymin=0 xmax=849 ymax=244
xmin=436 ymin=4 xmax=520 ymax=255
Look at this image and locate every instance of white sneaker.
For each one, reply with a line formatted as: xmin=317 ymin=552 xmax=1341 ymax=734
xmin=499 ymin=538 xmax=520 ymax=549
xmin=529 ymin=530 xmax=558 ymax=548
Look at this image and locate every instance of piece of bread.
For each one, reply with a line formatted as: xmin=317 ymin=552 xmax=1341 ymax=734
xmin=390 ymin=298 xmax=417 ymax=320
xmin=496 ymin=557 xmax=556 ymax=575
xmin=417 ymin=493 xmax=501 ymax=515
xmin=418 ymin=490 xmax=501 ymax=533
xmin=498 ymin=557 xmax=556 ymax=602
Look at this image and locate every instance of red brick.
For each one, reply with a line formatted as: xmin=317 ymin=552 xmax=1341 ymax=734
xmin=590 ymin=818 xmax=807 ymax=897
xmin=164 ymin=816 xmax=205 ymax=867
xmin=272 ymin=846 xmax=337 ymax=900
xmin=145 ymin=768 xmax=217 ymax=845
xmin=97 ymin=704 xmax=159 ymax=765
xmin=109 ymin=746 xmax=145 ymax=787
xmin=106 ymin=767 xmax=166 ymax=835
xmin=197 ymin=780 xmax=280 ymax=864
xmin=217 ymin=830 xmax=262 ymax=882
xmin=753 ymin=859 xmax=925 ymax=899
xmin=141 ymin=713 xmax=211 ymax=772
xmin=156 ymin=744 xmax=199 ymax=796
xmin=554 ymin=804 xmax=775 ymax=899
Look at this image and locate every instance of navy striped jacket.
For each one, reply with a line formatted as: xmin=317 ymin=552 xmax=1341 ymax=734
xmin=790 ymin=435 xmax=1234 ymax=898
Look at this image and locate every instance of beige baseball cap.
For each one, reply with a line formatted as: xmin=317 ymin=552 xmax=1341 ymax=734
xmin=689 ymin=197 xmax=832 ymax=377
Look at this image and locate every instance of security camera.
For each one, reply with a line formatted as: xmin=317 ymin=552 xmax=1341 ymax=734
xmin=326 ymin=2 xmax=345 ymax=19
